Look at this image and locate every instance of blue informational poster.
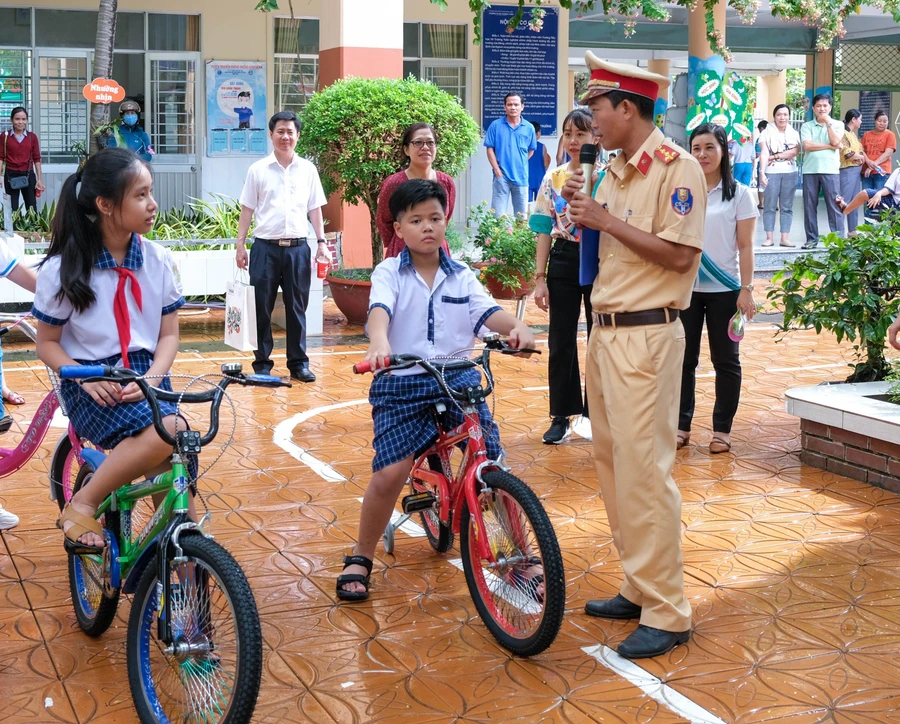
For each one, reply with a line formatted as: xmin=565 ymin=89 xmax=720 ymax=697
xmin=249 ymin=129 xmax=268 ymax=154
xmin=230 ymin=129 xmax=248 ymax=154
xmin=481 ymin=6 xmax=559 ymax=136
xmin=206 ymin=60 xmax=267 ymax=156
xmin=859 ymin=91 xmax=891 ymax=135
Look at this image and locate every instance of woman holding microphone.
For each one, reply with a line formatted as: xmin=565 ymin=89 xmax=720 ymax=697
xmin=529 ymin=108 xmax=600 ymax=444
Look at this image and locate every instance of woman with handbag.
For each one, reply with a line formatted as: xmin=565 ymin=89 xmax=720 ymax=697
xmin=0 ymin=107 xmax=44 ymax=213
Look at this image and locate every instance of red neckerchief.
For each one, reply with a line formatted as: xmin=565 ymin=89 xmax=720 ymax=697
xmin=112 ymin=241 xmax=143 ymax=369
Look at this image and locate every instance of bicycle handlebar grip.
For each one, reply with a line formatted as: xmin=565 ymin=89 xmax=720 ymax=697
xmin=353 ymin=359 xmax=373 ymax=375
xmin=59 ymin=364 xmax=110 ymax=379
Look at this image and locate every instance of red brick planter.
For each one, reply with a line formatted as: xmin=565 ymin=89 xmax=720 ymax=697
xmin=799 ymin=419 xmax=900 ymax=493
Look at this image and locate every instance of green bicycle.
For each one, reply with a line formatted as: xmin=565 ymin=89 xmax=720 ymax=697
xmin=57 ymin=362 xmax=290 ymax=724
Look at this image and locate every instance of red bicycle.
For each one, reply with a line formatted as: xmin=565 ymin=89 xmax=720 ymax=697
xmin=354 ymin=334 xmax=565 ymax=657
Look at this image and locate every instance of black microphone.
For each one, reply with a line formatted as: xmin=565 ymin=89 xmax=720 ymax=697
xmin=579 ymin=143 xmax=598 ymax=195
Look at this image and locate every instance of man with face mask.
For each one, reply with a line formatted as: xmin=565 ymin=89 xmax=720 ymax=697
xmin=107 ymin=100 xmax=152 ymax=163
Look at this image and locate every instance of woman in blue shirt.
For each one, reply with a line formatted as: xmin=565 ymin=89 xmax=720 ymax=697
xmin=107 ymin=100 xmax=152 ymax=163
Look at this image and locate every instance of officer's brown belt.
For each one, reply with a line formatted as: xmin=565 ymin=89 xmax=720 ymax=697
xmin=591 ymin=308 xmax=680 ymax=328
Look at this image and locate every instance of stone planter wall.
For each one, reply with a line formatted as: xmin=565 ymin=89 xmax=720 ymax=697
xmin=799 ymin=419 xmax=900 ymax=494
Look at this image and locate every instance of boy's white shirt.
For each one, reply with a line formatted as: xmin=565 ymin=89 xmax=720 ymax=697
xmin=367 ymin=248 xmax=501 ymax=377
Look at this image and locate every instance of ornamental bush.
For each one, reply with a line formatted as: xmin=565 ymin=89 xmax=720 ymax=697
xmin=296 ymin=76 xmax=480 ymax=268
xmin=768 ymin=211 xmax=900 ymax=382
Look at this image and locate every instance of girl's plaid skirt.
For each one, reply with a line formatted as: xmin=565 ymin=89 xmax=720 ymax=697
xmin=370 ymin=367 xmax=502 ymax=472
xmin=60 ymin=351 xmax=199 ymax=481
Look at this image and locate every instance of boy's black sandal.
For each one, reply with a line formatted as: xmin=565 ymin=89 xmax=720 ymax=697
xmin=336 ymin=554 xmax=374 ymax=601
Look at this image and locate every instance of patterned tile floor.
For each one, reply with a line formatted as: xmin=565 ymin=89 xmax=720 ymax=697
xmin=2 ymin=299 xmax=898 ymax=724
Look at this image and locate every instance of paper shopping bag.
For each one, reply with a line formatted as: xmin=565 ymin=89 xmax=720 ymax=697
xmin=224 ymin=279 xmax=258 ymax=351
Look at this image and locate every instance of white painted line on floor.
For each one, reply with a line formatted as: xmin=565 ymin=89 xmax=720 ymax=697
xmin=356 ymin=498 xmax=426 ymax=538
xmin=448 ymin=558 xmax=541 ymax=615
xmin=581 ymin=645 xmax=727 ymax=724
xmin=272 ymin=399 xmax=367 ymax=483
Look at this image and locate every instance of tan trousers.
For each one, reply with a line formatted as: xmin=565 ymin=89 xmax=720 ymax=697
xmin=585 ymin=318 xmax=692 ymax=632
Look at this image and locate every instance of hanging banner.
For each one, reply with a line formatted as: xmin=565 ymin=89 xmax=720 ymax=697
xmin=206 ymin=60 xmax=268 ymax=157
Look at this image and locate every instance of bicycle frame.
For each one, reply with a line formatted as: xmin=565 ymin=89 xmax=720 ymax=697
xmin=0 ymin=316 xmax=86 ymax=486
xmin=85 ymin=455 xmax=194 ymax=644
xmin=410 ymin=405 xmax=497 ymax=562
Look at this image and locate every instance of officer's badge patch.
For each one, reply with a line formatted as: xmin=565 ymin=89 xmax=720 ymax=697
xmin=671 ymin=187 xmax=693 ymax=216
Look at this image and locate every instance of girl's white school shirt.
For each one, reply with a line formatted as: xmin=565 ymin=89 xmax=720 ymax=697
xmin=32 ymin=235 xmax=185 ymax=361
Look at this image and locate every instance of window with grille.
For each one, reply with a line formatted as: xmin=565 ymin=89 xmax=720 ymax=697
xmin=38 ymin=56 xmax=88 ymax=164
xmin=0 ymin=49 xmax=32 ymax=134
xmin=834 ymin=43 xmax=900 ymax=90
xmin=274 ymin=17 xmax=319 ymax=114
xmin=150 ymin=59 xmax=196 ymax=157
xmin=403 ymin=22 xmax=468 ymax=108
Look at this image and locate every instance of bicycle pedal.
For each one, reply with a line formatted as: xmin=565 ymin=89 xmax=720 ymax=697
xmin=401 ymin=491 xmax=437 ymax=513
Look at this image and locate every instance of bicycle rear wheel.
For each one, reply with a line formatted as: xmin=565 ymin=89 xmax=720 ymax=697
xmin=127 ymin=535 xmax=262 ymax=724
xmin=416 ymin=454 xmax=453 ymax=553
xmin=459 ymin=470 xmax=565 ymax=657
xmin=67 ymin=464 xmax=120 ymax=637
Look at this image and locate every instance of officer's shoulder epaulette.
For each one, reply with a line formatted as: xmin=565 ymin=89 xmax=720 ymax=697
xmin=654 ymin=142 xmax=681 ymax=165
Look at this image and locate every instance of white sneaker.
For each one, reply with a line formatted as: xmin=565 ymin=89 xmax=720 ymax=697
xmin=572 ymin=416 xmax=593 ymax=441
xmin=0 ymin=506 xmax=19 ymax=530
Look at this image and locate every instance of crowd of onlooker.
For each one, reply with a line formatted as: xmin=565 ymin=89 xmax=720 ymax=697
xmin=752 ymin=94 xmax=897 ymax=248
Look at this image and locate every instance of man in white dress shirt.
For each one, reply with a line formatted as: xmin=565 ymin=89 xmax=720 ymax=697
xmin=236 ymin=111 xmax=330 ymax=382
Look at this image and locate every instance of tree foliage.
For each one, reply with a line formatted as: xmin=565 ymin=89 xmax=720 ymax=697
xmin=296 ymin=77 xmax=479 ymax=267
xmin=768 ymin=212 xmax=900 ymax=382
xmin=257 ymin=0 xmax=900 ymax=63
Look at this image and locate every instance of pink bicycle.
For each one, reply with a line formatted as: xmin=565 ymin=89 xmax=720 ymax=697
xmin=0 ymin=316 xmax=93 ymax=511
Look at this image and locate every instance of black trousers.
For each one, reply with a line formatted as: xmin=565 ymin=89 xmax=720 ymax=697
xmin=3 ymin=170 xmax=36 ymax=213
xmin=547 ymin=239 xmax=593 ymax=418
xmin=678 ymin=290 xmax=741 ymax=434
xmin=249 ymin=238 xmax=311 ymax=374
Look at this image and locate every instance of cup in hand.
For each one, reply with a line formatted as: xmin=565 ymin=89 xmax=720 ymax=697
xmin=317 ymin=260 xmax=328 ymax=279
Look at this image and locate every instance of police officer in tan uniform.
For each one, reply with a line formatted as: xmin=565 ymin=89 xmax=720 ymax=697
xmin=562 ymin=54 xmax=707 ymax=659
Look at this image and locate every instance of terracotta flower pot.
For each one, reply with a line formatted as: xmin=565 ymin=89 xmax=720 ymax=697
xmin=325 ymin=272 xmax=372 ymax=324
xmin=479 ymin=269 xmax=535 ymax=301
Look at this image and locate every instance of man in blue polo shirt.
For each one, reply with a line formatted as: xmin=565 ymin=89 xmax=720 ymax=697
xmin=485 ymin=92 xmax=537 ymax=217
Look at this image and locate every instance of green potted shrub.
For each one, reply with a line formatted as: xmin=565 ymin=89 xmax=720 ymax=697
xmin=464 ymin=202 xmax=537 ymax=299
xmin=296 ymin=76 xmax=479 ymax=323
xmin=768 ymin=212 xmax=900 ymax=382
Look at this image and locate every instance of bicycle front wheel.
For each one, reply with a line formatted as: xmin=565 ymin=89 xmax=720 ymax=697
xmin=459 ymin=470 xmax=565 ymax=657
xmin=127 ymin=535 xmax=262 ymax=724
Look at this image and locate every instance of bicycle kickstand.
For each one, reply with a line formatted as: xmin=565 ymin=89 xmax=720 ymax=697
xmin=382 ymin=513 xmax=411 ymax=556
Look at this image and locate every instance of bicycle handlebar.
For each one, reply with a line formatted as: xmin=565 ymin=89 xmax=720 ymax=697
xmin=352 ymin=338 xmax=540 ymax=403
xmin=57 ymin=364 xmax=291 ymax=448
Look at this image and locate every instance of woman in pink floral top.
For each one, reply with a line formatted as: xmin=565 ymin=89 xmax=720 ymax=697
xmin=377 ymin=123 xmax=455 ymax=258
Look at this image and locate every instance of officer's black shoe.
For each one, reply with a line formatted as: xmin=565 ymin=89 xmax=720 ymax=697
xmin=542 ymin=416 xmax=571 ymax=444
xmin=584 ymin=594 xmax=642 ymax=620
xmin=617 ymin=625 xmax=690 ymax=659
xmin=290 ymin=365 xmax=316 ymax=383
xmin=801 ymin=240 xmax=819 ymax=250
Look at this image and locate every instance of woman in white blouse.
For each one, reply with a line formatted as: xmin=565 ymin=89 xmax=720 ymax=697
xmin=678 ymin=123 xmax=758 ymax=454
xmin=758 ymin=104 xmax=801 ymax=247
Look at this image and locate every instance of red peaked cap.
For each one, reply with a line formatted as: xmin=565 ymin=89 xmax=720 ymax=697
xmin=580 ymin=53 xmax=670 ymax=104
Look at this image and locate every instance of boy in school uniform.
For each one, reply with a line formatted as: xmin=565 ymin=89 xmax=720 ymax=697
xmin=336 ymin=179 xmax=536 ymax=601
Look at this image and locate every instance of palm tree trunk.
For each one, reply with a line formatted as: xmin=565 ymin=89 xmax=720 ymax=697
xmin=89 ymin=0 xmax=119 ymax=155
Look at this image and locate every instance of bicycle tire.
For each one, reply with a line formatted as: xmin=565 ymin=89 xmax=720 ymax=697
xmin=416 ymin=454 xmax=453 ymax=553
xmin=49 ymin=435 xmax=77 ymax=512
xmin=459 ymin=469 xmax=565 ymax=657
xmin=127 ymin=535 xmax=262 ymax=724
xmin=67 ymin=464 xmax=120 ymax=637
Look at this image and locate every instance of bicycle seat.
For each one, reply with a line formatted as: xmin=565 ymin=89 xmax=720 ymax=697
xmin=81 ymin=448 xmax=108 ymax=472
